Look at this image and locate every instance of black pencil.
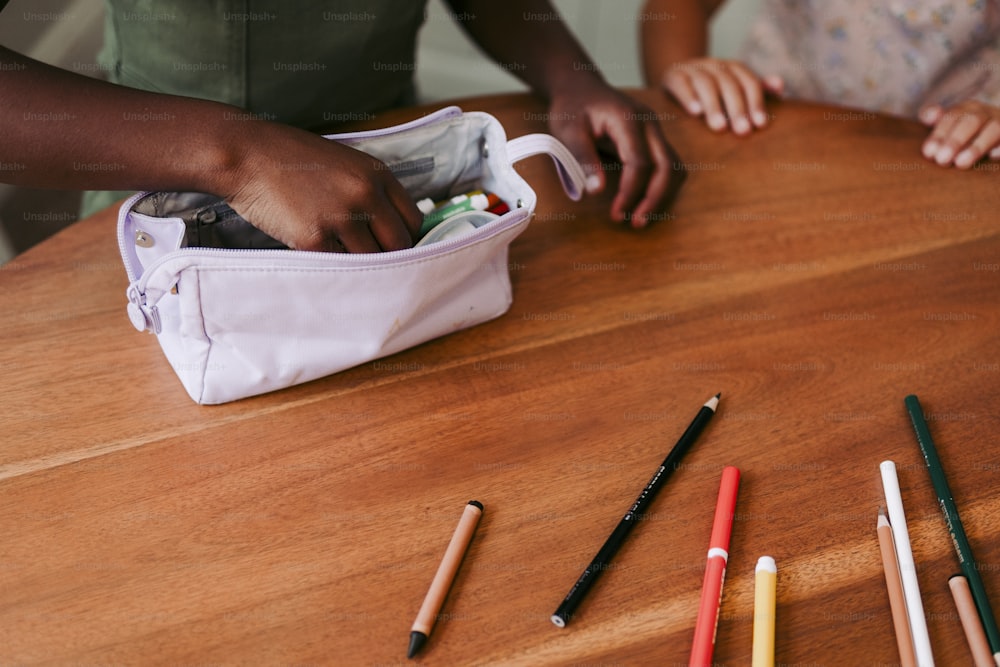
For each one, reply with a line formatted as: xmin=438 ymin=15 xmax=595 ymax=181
xmin=551 ymin=393 xmax=721 ymax=628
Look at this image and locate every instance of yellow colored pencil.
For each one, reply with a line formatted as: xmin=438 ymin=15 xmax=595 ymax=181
xmin=751 ymin=556 xmax=777 ymax=667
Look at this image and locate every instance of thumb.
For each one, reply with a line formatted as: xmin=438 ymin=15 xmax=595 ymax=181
xmin=763 ymin=75 xmax=785 ymax=96
xmin=551 ymin=120 xmax=605 ymax=195
xmin=918 ymin=105 xmax=942 ymax=126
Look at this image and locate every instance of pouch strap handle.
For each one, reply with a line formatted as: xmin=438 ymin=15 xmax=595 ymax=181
xmin=506 ymin=134 xmax=586 ymax=202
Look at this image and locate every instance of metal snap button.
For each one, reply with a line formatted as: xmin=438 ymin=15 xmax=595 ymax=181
xmin=135 ymin=230 xmax=154 ymax=248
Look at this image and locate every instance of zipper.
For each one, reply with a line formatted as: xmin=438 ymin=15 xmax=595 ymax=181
xmin=124 ymin=209 xmax=528 ymax=334
xmin=133 ymin=209 xmax=529 ymax=296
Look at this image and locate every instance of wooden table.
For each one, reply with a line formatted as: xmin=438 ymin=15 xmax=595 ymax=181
xmin=2 ymin=90 xmax=999 ymax=666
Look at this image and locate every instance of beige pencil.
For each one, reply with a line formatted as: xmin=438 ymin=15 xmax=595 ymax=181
xmin=408 ymin=500 xmax=483 ymax=659
xmin=949 ymin=574 xmax=996 ymax=667
xmin=877 ymin=507 xmax=917 ymax=667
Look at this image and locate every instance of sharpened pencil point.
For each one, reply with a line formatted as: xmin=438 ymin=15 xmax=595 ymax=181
xmin=407 ymin=631 xmax=426 ymax=659
xmin=715 ymin=392 xmax=721 ymax=399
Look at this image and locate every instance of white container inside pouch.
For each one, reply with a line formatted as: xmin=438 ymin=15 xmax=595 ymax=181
xmin=415 ymin=211 xmax=499 ymax=247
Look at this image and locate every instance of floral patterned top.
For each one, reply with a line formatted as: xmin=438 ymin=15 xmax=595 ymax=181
xmin=740 ymin=0 xmax=1000 ymax=118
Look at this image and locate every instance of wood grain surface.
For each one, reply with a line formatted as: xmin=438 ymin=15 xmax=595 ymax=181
xmin=2 ymin=90 xmax=999 ymax=666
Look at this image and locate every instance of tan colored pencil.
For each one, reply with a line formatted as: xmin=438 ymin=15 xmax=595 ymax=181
xmin=877 ymin=507 xmax=916 ymax=667
xmin=949 ymin=574 xmax=996 ymax=667
xmin=408 ymin=500 xmax=483 ymax=659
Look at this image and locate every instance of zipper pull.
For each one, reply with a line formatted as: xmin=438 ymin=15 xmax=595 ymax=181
xmin=126 ymin=284 xmax=161 ymax=334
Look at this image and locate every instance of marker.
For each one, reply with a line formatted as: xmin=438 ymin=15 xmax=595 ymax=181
xmin=689 ymin=466 xmax=741 ymax=667
xmin=905 ymin=394 xmax=1000 ymax=664
xmin=408 ymin=500 xmax=483 ymax=659
xmin=486 ymin=200 xmax=510 ymax=216
xmin=880 ymin=460 xmax=934 ymax=666
xmin=751 ymin=556 xmax=777 ymax=667
xmin=420 ymin=191 xmax=502 ymax=236
xmin=877 ymin=507 xmax=916 ymax=667
xmin=551 ymin=393 xmax=721 ymax=628
xmin=949 ymin=574 xmax=996 ymax=667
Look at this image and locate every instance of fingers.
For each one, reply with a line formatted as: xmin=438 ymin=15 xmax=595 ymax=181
xmin=923 ymin=108 xmax=979 ymax=164
xmin=381 ymin=174 xmax=424 ymax=245
xmin=663 ymin=68 xmax=703 ymax=116
xmin=328 ymin=194 xmax=417 ymax=253
xmin=664 ymin=59 xmax=770 ymax=135
xmin=597 ymin=108 xmax=674 ymax=226
xmin=626 ymin=121 xmax=676 ymax=226
xmin=713 ymin=62 xmax=770 ymax=133
xmin=730 ymin=63 xmax=769 ymax=129
xmin=602 ymin=116 xmax=654 ymax=223
xmin=549 ymin=92 xmax=674 ymax=226
xmin=554 ymin=118 xmax=608 ymax=195
xmin=955 ymin=119 xmax=1000 ymax=168
xmin=298 ymin=179 xmax=415 ymax=253
xmin=324 ymin=213 xmax=383 ymax=253
xmin=922 ymin=101 xmax=1000 ymax=169
xmin=687 ymin=68 xmax=733 ymax=132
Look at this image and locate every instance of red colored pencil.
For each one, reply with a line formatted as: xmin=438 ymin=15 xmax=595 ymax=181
xmin=689 ymin=466 xmax=741 ymax=667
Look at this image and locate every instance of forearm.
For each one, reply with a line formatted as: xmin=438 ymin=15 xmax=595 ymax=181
xmin=641 ymin=0 xmax=720 ymax=85
xmin=0 ymin=46 xmax=250 ymax=195
xmin=443 ymin=0 xmax=604 ymax=100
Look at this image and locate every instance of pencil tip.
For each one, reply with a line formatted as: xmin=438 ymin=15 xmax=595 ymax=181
xmin=715 ymin=392 xmax=721 ymax=399
xmin=407 ymin=631 xmax=426 ymax=659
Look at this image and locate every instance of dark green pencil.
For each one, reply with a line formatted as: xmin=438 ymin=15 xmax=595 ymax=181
xmin=905 ymin=394 xmax=1000 ymax=663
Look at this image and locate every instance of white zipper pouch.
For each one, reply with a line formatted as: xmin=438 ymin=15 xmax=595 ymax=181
xmin=118 ymin=106 xmax=585 ymax=404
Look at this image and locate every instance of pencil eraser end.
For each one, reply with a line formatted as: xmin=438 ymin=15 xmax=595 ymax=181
xmin=756 ymin=556 xmax=776 ymax=574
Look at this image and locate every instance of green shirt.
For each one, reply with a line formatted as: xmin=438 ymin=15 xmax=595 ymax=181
xmin=84 ymin=0 xmax=429 ymax=215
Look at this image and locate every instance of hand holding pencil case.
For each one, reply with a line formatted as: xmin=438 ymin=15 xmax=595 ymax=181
xmin=118 ymin=106 xmax=585 ymax=404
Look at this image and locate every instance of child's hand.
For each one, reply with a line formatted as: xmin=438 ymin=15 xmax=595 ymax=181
xmin=661 ymin=58 xmax=783 ymax=135
xmin=547 ymin=77 xmax=681 ymax=227
xmin=919 ymin=100 xmax=1000 ymax=169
